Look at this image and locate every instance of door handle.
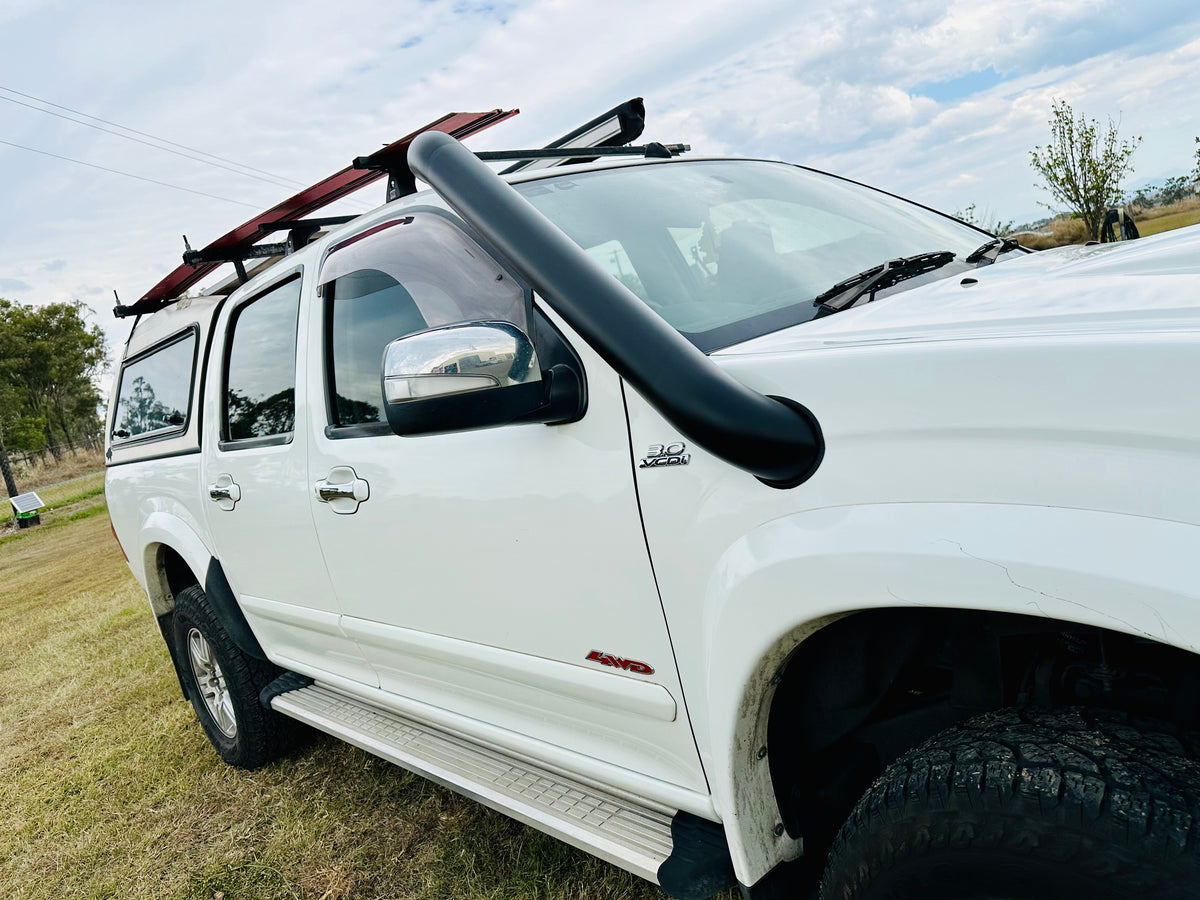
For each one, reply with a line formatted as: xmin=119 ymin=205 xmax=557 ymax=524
xmin=316 ymin=483 xmax=358 ymax=502
xmin=207 ymin=476 xmax=241 ymax=510
xmin=314 ymin=467 xmax=369 ymax=514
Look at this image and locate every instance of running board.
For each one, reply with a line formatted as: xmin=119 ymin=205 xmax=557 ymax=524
xmin=271 ymin=683 xmax=676 ymax=883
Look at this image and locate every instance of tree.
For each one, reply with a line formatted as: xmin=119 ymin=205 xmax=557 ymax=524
xmin=0 ymin=298 xmax=106 ymax=458
xmin=0 ymin=386 xmax=21 ymax=499
xmin=1158 ymin=175 xmax=1194 ymax=206
xmin=1193 ymin=137 xmax=1199 ymax=187
xmin=1029 ymin=100 xmax=1141 ymax=241
xmin=117 ymin=376 xmax=163 ymax=435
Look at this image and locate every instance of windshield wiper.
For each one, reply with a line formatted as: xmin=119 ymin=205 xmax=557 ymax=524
xmin=813 ymin=250 xmax=956 ymax=315
xmin=964 ymin=237 xmax=1021 ymax=266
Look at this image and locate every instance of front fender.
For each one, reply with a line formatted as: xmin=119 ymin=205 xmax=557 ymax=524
xmin=703 ymin=502 xmax=1200 ymax=884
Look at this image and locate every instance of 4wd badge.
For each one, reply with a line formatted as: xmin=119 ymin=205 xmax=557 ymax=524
xmin=640 ymin=442 xmax=690 ymax=469
xmin=586 ymin=650 xmax=654 ymax=675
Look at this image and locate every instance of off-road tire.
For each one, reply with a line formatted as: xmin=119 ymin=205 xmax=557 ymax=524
xmin=172 ymin=584 xmax=299 ymax=768
xmin=821 ymin=707 xmax=1200 ymax=900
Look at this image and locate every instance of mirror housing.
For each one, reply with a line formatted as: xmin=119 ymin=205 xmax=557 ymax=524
xmin=381 ymin=321 xmax=583 ymax=436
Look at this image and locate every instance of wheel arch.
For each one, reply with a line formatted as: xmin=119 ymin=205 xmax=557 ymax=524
xmin=136 ymin=512 xmax=267 ymax=664
xmin=138 ymin=512 xmax=214 ymax=618
xmin=702 ymin=502 xmax=1200 ymax=888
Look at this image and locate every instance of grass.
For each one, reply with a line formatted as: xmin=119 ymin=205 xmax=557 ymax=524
xmin=0 ymin=471 xmax=106 ymax=530
xmin=2 ymin=449 xmax=107 ymax=531
xmin=9 ymin=447 xmax=105 ymax=488
xmin=1011 ymin=216 xmax=1087 ymax=250
xmin=0 ymin=506 xmax=715 ymax=899
xmin=1136 ymin=196 xmax=1200 ymax=237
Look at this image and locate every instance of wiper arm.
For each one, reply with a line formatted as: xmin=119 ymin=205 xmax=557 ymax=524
xmin=813 ymin=250 xmax=956 ymax=315
xmin=964 ymin=237 xmax=1021 ymax=266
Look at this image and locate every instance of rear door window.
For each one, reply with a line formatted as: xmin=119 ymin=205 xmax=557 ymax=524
xmin=223 ymin=277 xmax=302 ymax=444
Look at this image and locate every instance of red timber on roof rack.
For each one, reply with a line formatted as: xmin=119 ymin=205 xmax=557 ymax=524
xmin=116 ymin=108 xmax=518 ymax=319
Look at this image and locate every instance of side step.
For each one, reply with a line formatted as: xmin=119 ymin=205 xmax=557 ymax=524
xmin=271 ymin=683 xmax=676 ymax=882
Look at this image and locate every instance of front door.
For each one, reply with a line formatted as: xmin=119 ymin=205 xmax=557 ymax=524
xmin=303 ymin=213 xmax=706 ymax=792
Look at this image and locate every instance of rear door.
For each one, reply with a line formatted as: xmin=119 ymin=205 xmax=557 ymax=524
xmin=201 ymin=271 xmax=372 ymax=684
xmin=302 ymin=212 xmax=707 ymax=792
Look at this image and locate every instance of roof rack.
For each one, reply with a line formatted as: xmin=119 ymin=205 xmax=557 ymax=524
xmin=177 ymin=215 xmax=361 ymax=283
xmin=117 ymin=99 xmax=685 ymax=321
xmin=347 ymin=99 xmax=681 ymax=201
xmin=476 ymin=143 xmax=689 ymax=163
xmin=351 ymin=141 xmax=690 ymax=191
xmin=500 ymin=97 xmax=648 ymax=174
xmin=115 ymin=109 xmax=517 ymax=318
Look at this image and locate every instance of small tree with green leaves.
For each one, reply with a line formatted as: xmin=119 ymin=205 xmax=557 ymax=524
xmin=1029 ymin=100 xmax=1141 ymax=241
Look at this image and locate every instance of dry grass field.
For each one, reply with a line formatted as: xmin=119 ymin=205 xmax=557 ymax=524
xmin=0 ymin=489 xmax=702 ymax=899
xmin=8 ymin=447 xmax=106 ymax=487
xmin=1135 ymin=196 xmax=1200 ymax=237
xmin=1012 ymin=196 xmax=1200 ymax=249
xmin=0 ymin=471 xmax=106 ymax=531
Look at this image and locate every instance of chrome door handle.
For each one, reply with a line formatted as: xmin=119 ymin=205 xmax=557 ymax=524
xmin=314 ymin=468 xmax=369 ymax=514
xmin=207 ymin=476 xmax=241 ymax=510
xmin=316 ymin=483 xmax=357 ymax=502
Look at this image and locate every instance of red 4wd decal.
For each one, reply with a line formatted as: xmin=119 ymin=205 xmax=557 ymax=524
xmin=586 ymin=650 xmax=654 ymax=676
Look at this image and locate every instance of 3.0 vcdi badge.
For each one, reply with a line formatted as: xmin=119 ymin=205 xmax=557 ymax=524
xmin=640 ymin=442 xmax=690 ymax=469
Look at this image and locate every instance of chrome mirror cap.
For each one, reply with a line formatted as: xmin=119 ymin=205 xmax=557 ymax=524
xmin=383 ymin=321 xmax=541 ymax=404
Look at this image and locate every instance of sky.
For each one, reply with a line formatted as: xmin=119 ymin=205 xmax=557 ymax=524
xmin=2 ymin=0 xmax=1199 ymax=387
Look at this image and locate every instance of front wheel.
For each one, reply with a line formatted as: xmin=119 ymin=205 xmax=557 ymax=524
xmin=172 ymin=584 xmax=300 ymax=768
xmin=821 ymin=707 xmax=1200 ymax=899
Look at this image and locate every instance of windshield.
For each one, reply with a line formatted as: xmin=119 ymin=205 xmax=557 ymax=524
xmin=515 ymin=159 xmax=990 ymax=351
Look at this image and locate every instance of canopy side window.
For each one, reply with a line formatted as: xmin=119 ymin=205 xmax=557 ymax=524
xmin=112 ymin=328 xmax=198 ymax=444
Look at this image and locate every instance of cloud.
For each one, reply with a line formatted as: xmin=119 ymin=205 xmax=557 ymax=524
xmin=41 ymin=259 xmax=66 ymax=272
xmin=0 ymin=278 xmax=33 ymax=295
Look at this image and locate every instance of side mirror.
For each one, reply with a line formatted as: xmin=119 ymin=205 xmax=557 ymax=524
xmin=381 ymin=321 xmax=583 ymax=436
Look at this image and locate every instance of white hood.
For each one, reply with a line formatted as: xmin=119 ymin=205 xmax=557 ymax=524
xmin=717 ymin=224 xmax=1200 ymax=356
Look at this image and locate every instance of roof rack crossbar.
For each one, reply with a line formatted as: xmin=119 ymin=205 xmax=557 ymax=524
xmin=474 ymin=143 xmax=689 ymax=163
xmin=351 ymin=143 xmax=689 ymax=187
xmin=183 ymin=241 xmax=291 ymax=267
xmin=255 ymin=215 xmax=358 ymax=235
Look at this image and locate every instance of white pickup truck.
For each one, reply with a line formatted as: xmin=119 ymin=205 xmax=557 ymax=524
xmin=105 ymin=110 xmax=1200 ymax=899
